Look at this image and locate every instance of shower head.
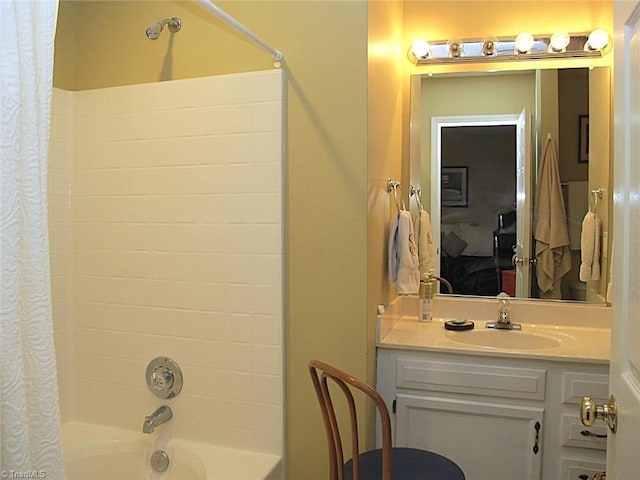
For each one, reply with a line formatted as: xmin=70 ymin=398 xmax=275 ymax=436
xmin=145 ymin=17 xmax=182 ymax=40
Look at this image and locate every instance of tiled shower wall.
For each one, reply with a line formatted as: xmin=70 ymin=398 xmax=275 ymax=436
xmin=49 ymin=70 xmax=284 ymax=455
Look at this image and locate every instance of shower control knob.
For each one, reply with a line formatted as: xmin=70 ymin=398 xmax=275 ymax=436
xmin=151 ymin=368 xmax=174 ymax=391
xmin=146 ymin=357 xmax=183 ymax=399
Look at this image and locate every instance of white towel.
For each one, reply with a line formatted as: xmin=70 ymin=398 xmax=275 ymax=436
xmin=388 ymin=210 xmax=420 ymax=294
xmin=417 ymin=209 xmax=436 ymax=275
xmin=579 ymin=211 xmax=601 ymax=282
xmin=534 ymin=136 xmax=572 ymax=295
xmin=566 ymin=181 xmax=588 ymax=250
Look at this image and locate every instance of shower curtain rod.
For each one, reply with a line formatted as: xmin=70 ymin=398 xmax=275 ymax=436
xmin=195 ymin=0 xmax=284 ymax=64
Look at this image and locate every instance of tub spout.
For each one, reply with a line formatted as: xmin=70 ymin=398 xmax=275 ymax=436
xmin=143 ymin=405 xmax=172 ymax=434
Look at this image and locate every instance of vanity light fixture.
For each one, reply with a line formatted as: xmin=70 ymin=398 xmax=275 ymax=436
xmin=514 ymin=32 xmax=535 ymax=54
xmin=407 ymin=30 xmax=611 ymax=65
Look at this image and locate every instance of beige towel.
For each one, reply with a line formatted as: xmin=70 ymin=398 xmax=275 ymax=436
xmin=534 ymin=136 xmax=572 ymax=295
xmin=417 ymin=209 xmax=436 ymax=275
xmin=580 ymin=211 xmax=601 ymax=282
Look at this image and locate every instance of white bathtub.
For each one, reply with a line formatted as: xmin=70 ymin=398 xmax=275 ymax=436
xmin=62 ymin=422 xmax=282 ymax=480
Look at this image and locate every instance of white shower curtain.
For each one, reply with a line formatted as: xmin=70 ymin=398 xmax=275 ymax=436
xmin=0 ymin=1 xmax=64 ymax=477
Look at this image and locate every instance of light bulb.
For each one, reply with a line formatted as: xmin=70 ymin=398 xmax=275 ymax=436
xmin=549 ymin=31 xmax=570 ymax=52
xmin=482 ymin=37 xmax=499 ymax=56
xmin=411 ymin=39 xmax=430 ymax=58
xmin=515 ymin=32 xmax=535 ymax=54
xmin=447 ymin=39 xmax=464 ymax=58
xmin=587 ymin=29 xmax=609 ymax=51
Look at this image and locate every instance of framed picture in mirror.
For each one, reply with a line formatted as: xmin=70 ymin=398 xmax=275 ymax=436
xmin=579 ymin=115 xmax=589 ymax=163
xmin=441 ymin=166 xmax=468 ymax=207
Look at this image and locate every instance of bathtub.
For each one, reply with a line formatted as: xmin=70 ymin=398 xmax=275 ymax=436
xmin=62 ymin=422 xmax=282 ymax=480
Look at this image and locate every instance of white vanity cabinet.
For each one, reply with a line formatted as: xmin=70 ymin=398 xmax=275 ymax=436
xmin=377 ymin=349 xmax=609 ymax=480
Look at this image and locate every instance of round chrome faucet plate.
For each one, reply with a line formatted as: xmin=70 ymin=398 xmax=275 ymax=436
xmin=146 ymin=356 xmax=183 ymax=399
xmin=151 ymin=450 xmax=170 ymax=473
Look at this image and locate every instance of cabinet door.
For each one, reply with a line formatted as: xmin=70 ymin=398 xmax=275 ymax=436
xmin=396 ymin=394 xmax=543 ymax=480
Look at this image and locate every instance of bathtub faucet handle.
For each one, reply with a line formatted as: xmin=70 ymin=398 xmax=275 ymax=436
xmin=146 ymin=357 xmax=183 ymax=399
xmin=151 ymin=369 xmax=174 ymax=391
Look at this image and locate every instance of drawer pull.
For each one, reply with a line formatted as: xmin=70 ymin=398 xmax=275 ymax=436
xmin=580 ymin=429 xmax=607 ymax=439
xmin=578 ymin=475 xmax=589 ymax=480
xmin=533 ymin=421 xmax=540 ymax=454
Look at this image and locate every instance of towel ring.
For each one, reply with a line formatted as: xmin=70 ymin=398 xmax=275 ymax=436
xmin=393 ymin=185 xmax=402 ymax=211
xmin=590 ymin=188 xmax=604 ymax=213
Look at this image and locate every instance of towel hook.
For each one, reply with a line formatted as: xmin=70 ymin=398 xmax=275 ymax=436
xmin=387 ymin=179 xmax=403 ymax=211
xmin=410 ymin=185 xmax=424 ymax=211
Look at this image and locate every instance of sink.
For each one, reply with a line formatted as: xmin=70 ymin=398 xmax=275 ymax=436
xmin=445 ymin=328 xmax=562 ymax=350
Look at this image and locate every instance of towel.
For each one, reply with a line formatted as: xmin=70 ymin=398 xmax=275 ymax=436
xmin=417 ymin=209 xmax=436 ymax=275
xmin=388 ymin=210 xmax=420 ymax=294
xmin=388 ymin=212 xmax=400 ymax=283
xmin=534 ymin=136 xmax=572 ymax=296
xmin=579 ymin=211 xmax=601 ymax=282
xmin=566 ymin=181 xmax=588 ymax=250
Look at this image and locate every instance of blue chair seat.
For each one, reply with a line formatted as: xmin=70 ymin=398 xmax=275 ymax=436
xmin=344 ymin=447 xmax=465 ymax=480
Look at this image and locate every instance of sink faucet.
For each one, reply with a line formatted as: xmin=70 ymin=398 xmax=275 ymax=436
xmin=486 ymin=292 xmax=521 ymax=330
xmin=497 ymin=292 xmax=510 ymax=324
xmin=143 ymin=405 xmax=172 ymax=434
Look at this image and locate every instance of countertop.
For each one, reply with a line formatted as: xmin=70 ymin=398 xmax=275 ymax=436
xmin=377 ymin=316 xmax=610 ymax=364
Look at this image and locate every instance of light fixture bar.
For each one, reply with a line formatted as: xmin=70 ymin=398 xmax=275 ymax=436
xmin=409 ymin=32 xmax=609 ymax=65
xmin=413 ymin=49 xmax=602 ymax=66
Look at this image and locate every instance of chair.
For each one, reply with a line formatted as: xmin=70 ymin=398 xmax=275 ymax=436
xmin=309 ymin=360 xmax=466 ymax=480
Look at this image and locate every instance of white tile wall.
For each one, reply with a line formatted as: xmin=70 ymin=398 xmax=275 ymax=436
xmin=50 ymin=70 xmax=284 ymax=455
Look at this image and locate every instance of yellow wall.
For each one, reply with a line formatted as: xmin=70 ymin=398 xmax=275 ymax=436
xmin=367 ymin=0 xmax=405 ymax=448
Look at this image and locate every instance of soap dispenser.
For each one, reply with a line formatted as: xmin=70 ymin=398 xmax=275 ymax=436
xmin=418 ymin=271 xmax=435 ymax=322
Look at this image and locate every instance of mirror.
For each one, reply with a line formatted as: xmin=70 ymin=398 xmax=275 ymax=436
xmin=410 ymin=67 xmax=611 ymax=304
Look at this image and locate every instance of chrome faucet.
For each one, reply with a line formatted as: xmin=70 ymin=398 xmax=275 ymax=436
xmin=486 ymin=292 xmax=521 ymax=330
xmin=143 ymin=405 xmax=172 ymax=434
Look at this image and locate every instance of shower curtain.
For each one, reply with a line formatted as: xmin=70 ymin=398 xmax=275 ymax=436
xmin=0 ymin=0 xmax=65 ymax=477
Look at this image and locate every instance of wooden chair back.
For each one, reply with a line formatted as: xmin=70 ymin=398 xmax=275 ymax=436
xmin=308 ymin=359 xmax=394 ymax=480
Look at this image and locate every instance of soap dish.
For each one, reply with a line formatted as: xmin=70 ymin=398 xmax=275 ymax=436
xmin=444 ymin=320 xmax=475 ymax=331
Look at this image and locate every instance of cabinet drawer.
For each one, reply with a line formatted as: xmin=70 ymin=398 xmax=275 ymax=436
xmin=396 ymin=358 xmax=546 ymax=400
xmin=560 ymin=414 xmax=607 ymax=450
xmin=559 ymin=457 xmax=606 ymax=480
xmin=562 ymin=372 xmax=609 ymax=405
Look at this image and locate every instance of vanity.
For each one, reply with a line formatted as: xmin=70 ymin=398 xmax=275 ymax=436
xmin=376 ymin=296 xmax=611 ymax=480
xmin=383 ymin=31 xmax=615 ymax=479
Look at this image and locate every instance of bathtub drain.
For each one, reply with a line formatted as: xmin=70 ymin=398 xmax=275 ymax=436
xmin=151 ymin=450 xmax=170 ymax=473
